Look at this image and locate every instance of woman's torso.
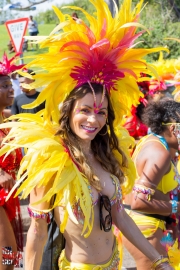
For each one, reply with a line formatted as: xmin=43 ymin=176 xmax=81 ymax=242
xmin=54 ymin=167 xmax=121 ymax=264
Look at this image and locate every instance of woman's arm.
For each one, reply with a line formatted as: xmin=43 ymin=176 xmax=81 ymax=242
xmin=131 ymin=193 xmax=176 ymax=215
xmin=25 ymin=184 xmax=52 ymax=270
xmin=25 ymin=218 xmax=48 ymax=270
xmin=112 ymin=208 xmax=173 ymax=268
xmin=0 ymin=169 xmax=14 ymax=189
xmin=130 ymin=143 xmax=178 ymax=215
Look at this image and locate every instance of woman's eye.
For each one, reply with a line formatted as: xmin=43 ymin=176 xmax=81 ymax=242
xmin=80 ymin=108 xmax=89 ymax=113
xmin=1 ymin=84 xmax=8 ymax=89
xmin=4 ymin=83 xmax=12 ymax=89
xmin=98 ymin=111 xmax=107 ymax=116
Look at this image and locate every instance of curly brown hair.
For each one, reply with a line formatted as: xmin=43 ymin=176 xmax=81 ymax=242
xmin=142 ymin=99 xmax=180 ymax=134
xmin=56 ymin=83 xmax=126 ymax=191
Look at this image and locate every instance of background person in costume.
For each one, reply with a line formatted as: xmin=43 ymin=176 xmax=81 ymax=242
xmin=0 ymin=53 xmax=24 ymax=269
xmin=123 ymin=99 xmax=180 ymax=270
xmin=123 ymin=65 xmax=175 ymax=142
xmin=72 ymin=12 xmax=79 ymax=20
xmin=3 ymin=72 xmax=22 ymax=119
xmin=123 ymin=70 xmax=168 ymax=141
xmin=145 ymin=53 xmax=180 ymax=102
xmin=174 ymin=70 xmax=180 ymax=101
xmin=123 ymin=97 xmax=148 ymax=141
xmin=0 ymin=0 xmax=173 ymax=269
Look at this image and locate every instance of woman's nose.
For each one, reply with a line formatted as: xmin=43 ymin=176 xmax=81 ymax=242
xmin=9 ymin=85 xmax=14 ymax=93
xmin=87 ymin=114 xmax=97 ymax=122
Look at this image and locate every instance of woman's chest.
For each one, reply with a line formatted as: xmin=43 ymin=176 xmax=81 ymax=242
xmin=90 ymin=163 xmax=117 ymax=199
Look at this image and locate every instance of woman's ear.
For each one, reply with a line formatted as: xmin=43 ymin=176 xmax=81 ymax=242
xmin=169 ymin=124 xmax=176 ymax=135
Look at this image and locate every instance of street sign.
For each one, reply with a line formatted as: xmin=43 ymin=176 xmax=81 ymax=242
xmin=5 ymin=18 xmax=29 ymax=54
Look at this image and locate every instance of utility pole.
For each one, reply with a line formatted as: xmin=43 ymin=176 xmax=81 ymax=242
xmin=105 ymin=0 xmax=119 ymax=17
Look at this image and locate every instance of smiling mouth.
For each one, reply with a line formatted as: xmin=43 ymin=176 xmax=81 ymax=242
xmin=81 ymin=125 xmax=97 ymax=132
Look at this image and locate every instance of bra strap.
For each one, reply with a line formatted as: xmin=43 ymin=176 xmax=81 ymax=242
xmin=150 ymin=133 xmax=169 ymax=151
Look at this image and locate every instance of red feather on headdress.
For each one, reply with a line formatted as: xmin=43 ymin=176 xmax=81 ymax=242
xmin=0 ymin=52 xmax=24 ymax=76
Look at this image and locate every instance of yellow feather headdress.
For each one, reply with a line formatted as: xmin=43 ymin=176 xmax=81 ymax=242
xmin=21 ymin=0 xmax=167 ymax=125
xmin=163 ymin=38 xmax=180 ymax=100
xmin=0 ymin=0 xmax=168 ymax=237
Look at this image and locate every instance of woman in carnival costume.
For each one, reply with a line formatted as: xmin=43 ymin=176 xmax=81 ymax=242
xmin=123 ymin=71 xmax=167 ymax=142
xmin=166 ymin=39 xmax=180 ymax=102
xmin=123 ymin=96 xmax=148 ymax=141
xmin=123 ymin=54 xmax=179 ymax=142
xmin=0 ymin=53 xmax=24 ymax=269
xmin=146 ymin=52 xmax=180 ymax=102
xmin=123 ymin=99 xmax=180 ymax=270
xmin=173 ymin=71 xmax=180 ymax=102
xmin=0 ymin=0 xmax=174 ymax=269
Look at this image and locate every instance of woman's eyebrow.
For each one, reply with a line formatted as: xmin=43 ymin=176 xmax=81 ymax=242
xmin=100 ymin=107 xmax=108 ymax=110
xmin=81 ymin=105 xmax=92 ymax=109
xmin=80 ymin=105 xmax=107 ymax=110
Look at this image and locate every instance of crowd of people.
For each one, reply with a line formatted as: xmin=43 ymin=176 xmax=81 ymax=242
xmin=0 ymin=53 xmax=24 ymax=269
xmin=0 ymin=0 xmax=180 ymax=269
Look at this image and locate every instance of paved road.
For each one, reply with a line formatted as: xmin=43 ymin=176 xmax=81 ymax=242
xmin=17 ymin=199 xmax=137 ymax=270
xmin=122 ymin=247 xmax=137 ymax=270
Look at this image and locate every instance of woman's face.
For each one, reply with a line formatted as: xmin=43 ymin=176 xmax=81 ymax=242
xmin=173 ymin=124 xmax=180 ymax=151
xmin=69 ymin=92 xmax=108 ymax=142
xmin=19 ymin=76 xmax=33 ymax=93
xmin=0 ymin=76 xmax=14 ymax=109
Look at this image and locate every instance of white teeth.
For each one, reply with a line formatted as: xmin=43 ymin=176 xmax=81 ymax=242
xmin=82 ymin=126 xmax=96 ymax=131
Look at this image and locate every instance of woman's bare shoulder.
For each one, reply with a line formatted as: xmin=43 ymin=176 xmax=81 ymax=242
xmin=139 ymin=138 xmax=170 ymax=162
xmin=136 ymin=139 xmax=171 ymax=181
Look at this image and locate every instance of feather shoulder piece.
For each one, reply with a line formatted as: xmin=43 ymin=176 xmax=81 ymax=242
xmin=0 ymin=113 xmax=93 ymax=237
xmin=114 ymin=126 xmax=136 ymax=195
